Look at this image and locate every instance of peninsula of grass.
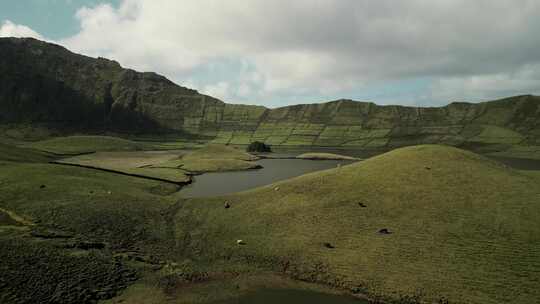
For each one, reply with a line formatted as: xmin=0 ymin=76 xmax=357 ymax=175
xmin=153 ymin=144 xmax=261 ymax=173
xmin=295 ymin=152 xmax=358 ymax=160
xmin=53 ymin=144 xmax=260 ymax=185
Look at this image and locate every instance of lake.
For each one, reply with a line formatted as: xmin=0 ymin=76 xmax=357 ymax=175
xmin=179 ymin=149 xmax=540 ymax=198
xmin=180 ymin=158 xmax=354 ymax=197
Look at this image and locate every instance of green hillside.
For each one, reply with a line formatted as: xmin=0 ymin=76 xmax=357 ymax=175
xmin=1 ymin=38 xmax=539 ymax=157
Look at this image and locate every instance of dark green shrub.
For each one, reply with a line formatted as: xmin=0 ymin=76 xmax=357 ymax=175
xmin=246 ymin=141 xmax=271 ymax=152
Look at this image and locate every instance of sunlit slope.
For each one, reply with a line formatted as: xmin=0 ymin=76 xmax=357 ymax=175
xmin=180 ymin=145 xmax=540 ymax=303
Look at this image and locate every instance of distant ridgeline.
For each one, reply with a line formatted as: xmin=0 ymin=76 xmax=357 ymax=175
xmin=1 ymin=37 xmax=539 ymax=150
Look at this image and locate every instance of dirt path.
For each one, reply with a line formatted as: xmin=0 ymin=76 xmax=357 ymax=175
xmin=0 ymin=207 xmax=35 ymax=226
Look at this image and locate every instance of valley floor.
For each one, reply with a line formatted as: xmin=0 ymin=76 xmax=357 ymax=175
xmin=1 ymin=137 xmax=540 ymax=304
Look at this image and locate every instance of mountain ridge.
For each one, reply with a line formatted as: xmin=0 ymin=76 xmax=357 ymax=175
xmin=1 ymin=37 xmax=539 ymax=151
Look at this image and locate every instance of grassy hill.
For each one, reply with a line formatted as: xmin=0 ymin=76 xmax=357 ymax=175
xmin=163 ymin=145 xmax=540 ymax=303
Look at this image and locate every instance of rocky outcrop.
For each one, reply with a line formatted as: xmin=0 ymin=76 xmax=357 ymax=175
xmin=1 ymin=38 xmax=539 ymax=151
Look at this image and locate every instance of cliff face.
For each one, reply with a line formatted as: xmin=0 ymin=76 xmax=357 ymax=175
xmin=1 ymin=37 xmax=539 ymax=149
xmin=0 ymin=37 xmax=218 ymax=133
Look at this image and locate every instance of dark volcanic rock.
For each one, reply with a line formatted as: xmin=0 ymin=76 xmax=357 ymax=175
xmin=378 ymin=228 xmax=392 ymax=235
xmin=324 ymin=242 xmax=335 ymax=249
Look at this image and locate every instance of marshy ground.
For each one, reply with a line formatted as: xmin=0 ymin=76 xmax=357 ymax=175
xmin=1 ymin=135 xmax=540 ymax=304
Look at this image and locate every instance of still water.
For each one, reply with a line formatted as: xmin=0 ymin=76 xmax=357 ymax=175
xmin=487 ymin=156 xmax=540 ymax=171
xmin=212 ymin=289 xmax=366 ymax=304
xmin=180 ymin=158 xmax=354 ymax=197
xmin=180 ymin=151 xmax=540 ymax=198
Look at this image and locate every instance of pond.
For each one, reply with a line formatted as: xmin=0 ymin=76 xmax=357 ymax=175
xmin=212 ymin=289 xmax=366 ymax=304
xmin=179 ymin=149 xmax=540 ymax=198
xmin=180 ymin=158 xmax=354 ymax=197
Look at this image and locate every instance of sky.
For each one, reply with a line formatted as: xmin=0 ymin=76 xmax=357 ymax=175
xmin=1 ymin=1 xmax=540 ymax=108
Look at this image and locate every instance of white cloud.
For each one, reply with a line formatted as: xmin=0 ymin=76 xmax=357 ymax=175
xmin=431 ymin=64 xmax=540 ymax=103
xmin=5 ymin=1 xmax=540 ymax=106
xmin=0 ymin=20 xmax=44 ymax=40
xmin=237 ymin=83 xmax=251 ymax=98
xmin=202 ymin=81 xmax=231 ymax=100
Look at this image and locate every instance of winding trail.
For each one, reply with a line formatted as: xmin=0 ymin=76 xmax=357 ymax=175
xmin=0 ymin=207 xmax=35 ymax=226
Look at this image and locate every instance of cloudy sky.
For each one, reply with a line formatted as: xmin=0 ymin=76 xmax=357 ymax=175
xmin=1 ymin=0 xmax=540 ymax=107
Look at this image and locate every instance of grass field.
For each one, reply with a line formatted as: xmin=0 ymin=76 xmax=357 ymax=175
xmin=1 ymin=142 xmax=539 ymax=303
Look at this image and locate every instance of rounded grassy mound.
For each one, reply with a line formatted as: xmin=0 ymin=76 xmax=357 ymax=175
xmin=178 ymin=145 xmax=540 ymax=303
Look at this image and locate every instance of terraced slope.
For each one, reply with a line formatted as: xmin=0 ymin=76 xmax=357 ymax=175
xmin=1 ymin=38 xmax=539 ymax=156
xmin=207 ymin=96 xmax=540 ymax=153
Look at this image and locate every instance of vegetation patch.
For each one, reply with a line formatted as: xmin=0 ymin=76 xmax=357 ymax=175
xmin=247 ymin=141 xmax=272 ymax=153
xmin=0 ymin=238 xmax=138 ymax=304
